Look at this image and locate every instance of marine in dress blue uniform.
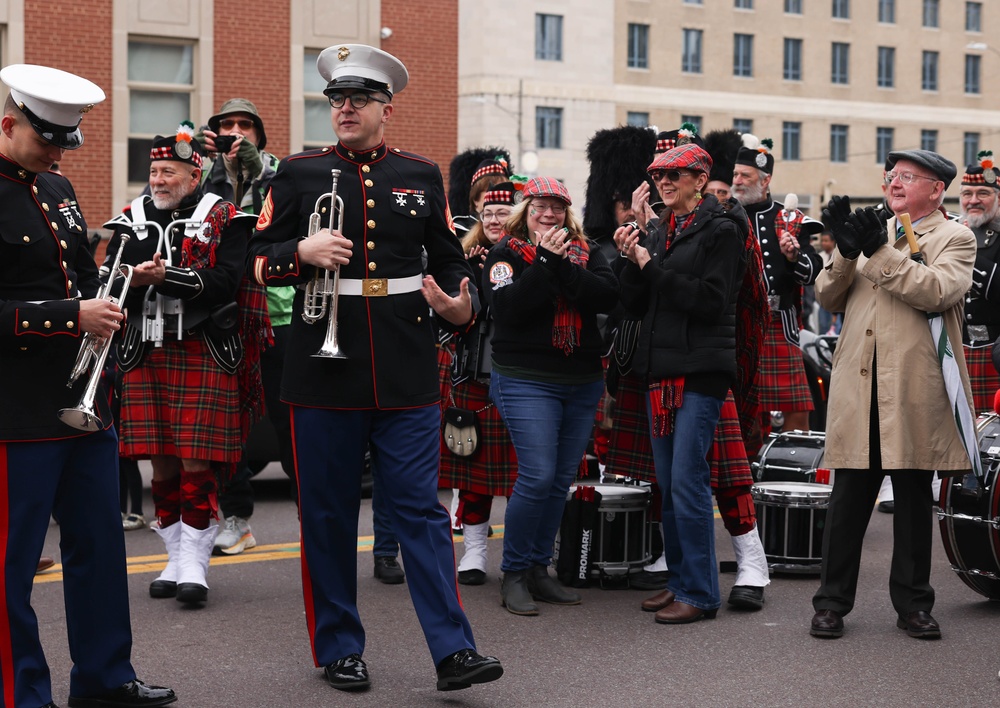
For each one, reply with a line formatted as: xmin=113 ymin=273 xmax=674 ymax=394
xmin=247 ymin=45 xmax=503 ymax=693
xmin=0 ymin=64 xmax=175 ymax=708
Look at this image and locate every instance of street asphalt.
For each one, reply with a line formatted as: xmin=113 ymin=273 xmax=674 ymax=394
xmin=31 ymin=463 xmax=1000 ymax=707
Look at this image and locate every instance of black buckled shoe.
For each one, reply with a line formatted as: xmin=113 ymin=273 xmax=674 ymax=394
xmin=896 ymin=610 xmax=941 ymax=639
xmin=67 ymin=679 xmax=176 ymax=707
xmin=728 ymin=585 xmax=765 ymax=611
xmin=373 ymin=556 xmax=405 ymax=585
xmin=436 ymin=648 xmax=503 ymax=691
xmin=324 ymin=653 xmax=371 ymax=691
xmin=810 ymin=609 xmax=845 ymax=638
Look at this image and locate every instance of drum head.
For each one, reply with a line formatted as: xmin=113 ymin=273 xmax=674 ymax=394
xmin=754 ymin=432 xmax=826 ymax=484
xmin=753 ymin=481 xmax=833 ymax=504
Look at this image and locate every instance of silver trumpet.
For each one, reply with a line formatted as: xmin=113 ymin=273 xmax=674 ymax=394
xmin=59 ymin=236 xmax=135 ymax=431
xmin=301 ymin=168 xmax=348 ymax=359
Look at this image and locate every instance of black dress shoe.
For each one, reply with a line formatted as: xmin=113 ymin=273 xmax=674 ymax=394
xmin=897 ymin=610 xmax=941 ymax=639
xmin=374 ymin=556 xmax=405 ymax=585
xmin=810 ymin=609 xmax=844 ymax=638
xmin=67 ymin=679 xmax=176 ymax=707
xmin=436 ymin=648 xmax=503 ymax=691
xmin=175 ymin=583 xmax=207 ymax=604
xmin=148 ymin=579 xmax=176 ymax=599
xmin=458 ymin=568 xmax=486 ymax=585
xmin=324 ymin=653 xmax=371 ymax=691
xmin=728 ymin=585 xmax=765 ymax=611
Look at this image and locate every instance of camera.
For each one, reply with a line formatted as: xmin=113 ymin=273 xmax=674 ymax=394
xmin=214 ymin=134 xmax=238 ymax=153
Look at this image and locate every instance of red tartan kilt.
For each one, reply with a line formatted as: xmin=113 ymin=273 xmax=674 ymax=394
xmin=120 ymin=337 xmax=241 ymax=463
xmin=438 ymin=378 xmax=518 ymax=497
xmin=757 ymin=316 xmax=814 ymax=411
xmin=964 ymin=345 xmax=1000 ymax=414
xmin=605 ymin=374 xmax=751 ymax=488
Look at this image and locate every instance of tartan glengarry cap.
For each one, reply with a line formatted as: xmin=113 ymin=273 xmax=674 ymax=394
xmin=522 ymin=177 xmax=572 ymax=205
xmin=482 ymin=181 xmax=519 ymax=207
xmin=150 ymin=121 xmax=205 ymax=168
xmin=654 ymin=123 xmax=705 ymax=155
xmin=962 ymin=150 xmax=999 ymax=189
xmin=471 ymin=156 xmax=509 ymax=185
xmin=317 ymin=44 xmax=408 ymax=99
xmin=886 ymin=149 xmax=957 ymax=188
xmin=0 ymin=63 xmax=105 ymax=150
xmin=647 ymin=144 xmax=713 ymax=176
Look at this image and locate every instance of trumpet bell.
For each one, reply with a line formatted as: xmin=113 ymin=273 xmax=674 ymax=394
xmin=311 ymin=341 xmax=347 ymax=359
xmin=57 ymin=405 xmax=104 ymax=432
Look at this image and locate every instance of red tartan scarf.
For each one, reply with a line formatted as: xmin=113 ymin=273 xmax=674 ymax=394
xmin=648 ymin=205 xmax=700 ymax=437
xmin=507 ymin=234 xmax=590 ymax=355
xmin=180 ymin=202 xmax=272 ymax=442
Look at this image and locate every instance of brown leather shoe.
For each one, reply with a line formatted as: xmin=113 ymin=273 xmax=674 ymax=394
xmin=36 ymin=557 xmax=55 ymax=574
xmin=810 ymin=609 xmax=844 ymax=638
xmin=641 ymin=589 xmax=676 ymax=612
xmin=654 ymin=601 xmax=717 ymax=624
xmin=896 ymin=611 xmax=941 ymax=639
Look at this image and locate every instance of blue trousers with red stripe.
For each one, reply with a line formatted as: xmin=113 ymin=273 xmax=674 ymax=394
xmin=291 ymin=405 xmax=475 ymax=668
xmin=0 ymin=427 xmax=135 ymax=708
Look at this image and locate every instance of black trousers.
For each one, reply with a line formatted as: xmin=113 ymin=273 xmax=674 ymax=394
xmin=813 ymin=367 xmax=936 ymax=617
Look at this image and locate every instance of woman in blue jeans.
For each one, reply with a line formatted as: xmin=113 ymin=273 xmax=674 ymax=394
xmin=483 ymin=177 xmax=618 ymax=616
xmin=615 ymin=142 xmax=749 ymax=624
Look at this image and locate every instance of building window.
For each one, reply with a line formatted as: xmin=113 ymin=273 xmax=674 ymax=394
xmin=127 ymin=40 xmax=194 ymax=184
xmin=684 ymin=0 xmax=703 ymax=4
xmin=782 ymin=122 xmax=801 ymax=161
xmin=923 ymin=0 xmax=940 ymax=28
xmin=784 ymin=38 xmax=803 ymax=81
xmin=682 ymin=29 xmax=703 ymax=73
xmin=921 ymin=129 xmax=938 ymax=152
xmin=830 ymin=124 xmax=848 ymax=163
xmin=681 ymin=115 xmax=702 ymax=132
xmin=733 ymin=118 xmax=753 ymax=134
xmin=876 ymin=127 xmax=894 ymax=164
xmin=785 ymin=0 xmax=802 ymax=13
xmin=535 ymin=14 xmax=563 ymax=61
xmin=734 ymin=34 xmax=754 ymax=77
xmin=831 ymin=42 xmax=850 ymax=84
xmin=966 ymin=54 xmax=982 ymax=94
xmin=878 ymin=0 xmax=895 ymax=23
xmin=965 ymin=133 xmax=981 ymax=166
xmin=536 ymin=107 xmax=563 ymax=149
xmin=627 ymin=24 xmax=649 ymax=69
xmin=921 ymin=51 xmax=938 ymax=91
xmin=735 ymin=0 xmax=753 ymax=8
xmin=967 ymin=2 xmax=983 ymax=32
xmin=626 ymin=112 xmax=649 ymax=127
xmin=303 ymin=50 xmax=331 ymax=148
xmin=877 ymin=46 xmax=895 ymax=88
xmin=832 ymin=0 xmax=850 ymax=19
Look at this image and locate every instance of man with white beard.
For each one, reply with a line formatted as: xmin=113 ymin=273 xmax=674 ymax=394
xmin=959 ymin=150 xmax=1000 ymax=412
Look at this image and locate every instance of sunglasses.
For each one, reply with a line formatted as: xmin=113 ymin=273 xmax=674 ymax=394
xmin=219 ymin=118 xmax=255 ymax=131
xmin=650 ymin=169 xmax=693 ymax=183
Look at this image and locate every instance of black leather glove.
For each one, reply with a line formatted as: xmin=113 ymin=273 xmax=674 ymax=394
xmin=822 ymin=195 xmax=862 ymax=259
xmin=972 ymin=254 xmax=994 ymax=296
xmin=849 ymin=207 xmax=888 ymax=258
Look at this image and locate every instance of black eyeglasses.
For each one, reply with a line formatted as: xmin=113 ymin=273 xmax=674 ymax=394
xmin=328 ymin=92 xmax=388 ymax=109
xmin=650 ymin=169 xmax=692 ymax=183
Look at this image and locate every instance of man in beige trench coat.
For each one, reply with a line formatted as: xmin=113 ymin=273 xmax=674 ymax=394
xmin=810 ymin=149 xmax=977 ymax=640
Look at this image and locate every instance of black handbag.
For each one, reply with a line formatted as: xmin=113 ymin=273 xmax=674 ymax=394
xmin=443 ymin=407 xmax=479 ymax=457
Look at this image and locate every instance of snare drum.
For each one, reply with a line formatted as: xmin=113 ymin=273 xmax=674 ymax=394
xmin=938 ymin=413 xmax=1000 ymax=600
xmin=752 ymin=431 xmax=829 ymax=484
xmin=562 ymin=483 xmax=653 ymax=578
xmin=752 ymin=481 xmax=832 ymax=574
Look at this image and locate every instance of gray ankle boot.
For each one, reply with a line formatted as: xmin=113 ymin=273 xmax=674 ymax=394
xmin=526 ymin=565 xmax=582 ymax=605
xmin=501 ymin=571 xmax=539 ymax=616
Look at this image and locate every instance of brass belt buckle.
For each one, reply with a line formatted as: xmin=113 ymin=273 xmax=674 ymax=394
xmin=362 ymin=278 xmax=388 ymax=297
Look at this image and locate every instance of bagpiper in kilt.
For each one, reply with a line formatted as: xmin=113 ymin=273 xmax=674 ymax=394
xmin=959 ymin=151 xmax=1000 ymax=413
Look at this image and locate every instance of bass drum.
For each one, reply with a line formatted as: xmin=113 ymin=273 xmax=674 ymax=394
xmin=752 ymin=430 xmax=829 ymax=485
xmin=938 ymin=413 xmax=1000 ymax=600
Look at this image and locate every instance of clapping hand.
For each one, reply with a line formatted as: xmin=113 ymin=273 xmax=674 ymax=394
xmin=851 ymin=207 xmax=888 ymax=258
xmin=822 ymin=195 xmax=863 ymax=260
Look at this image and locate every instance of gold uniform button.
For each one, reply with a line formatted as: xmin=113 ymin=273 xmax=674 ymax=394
xmin=368 ymin=262 xmax=377 ymax=271
xmin=51 ymin=221 xmax=59 ymax=230
xmin=276 ymin=266 xmax=281 ymax=272
xmin=365 ymin=179 xmax=374 ymax=187
xmin=60 ymin=240 xmax=68 ymax=249
xmin=44 ymin=321 xmax=52 ymax=329
xmin=18 ymin=169 xmax=26 ymax=179
xmin=367 ymin=241 xmax=375 ymax=249
xmin=21 ymin=320 xmax=28 ymax=328
xmin=42 ymin=203 xmax=49 ymax=212
xmin=67 ymin=321 xmax=75 ymax=328
xmin=367 ymin=199 xmax=375 ymax=208
xmin=367 ymin=220 xmax=376 ymax=229
xmin=362 ymin=165 xmax=371 ymax=173
xmin=32 ymin=185 xmax=38 ymax=194
xmin=410 ymin=210 xmax=417 ymax=216
xmin=62 ymin=261 xmax=67 ymax=268
xmin=22 ymin=235 xmax=30 ymax=243
xmin=321 ymin=206 xmax=328 ymax=213
xmin=417 ymin=316 xmax=422 ymax=323
xmin=67 ymin=280 xmax=72 ymax=289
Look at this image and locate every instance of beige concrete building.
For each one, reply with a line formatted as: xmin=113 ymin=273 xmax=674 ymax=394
xmin=460 ymin=0 xmax=1000 ymax=214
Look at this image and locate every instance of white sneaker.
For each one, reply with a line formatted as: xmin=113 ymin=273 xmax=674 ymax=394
xmin=213 ymin=516 xmax=257 ymax=556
